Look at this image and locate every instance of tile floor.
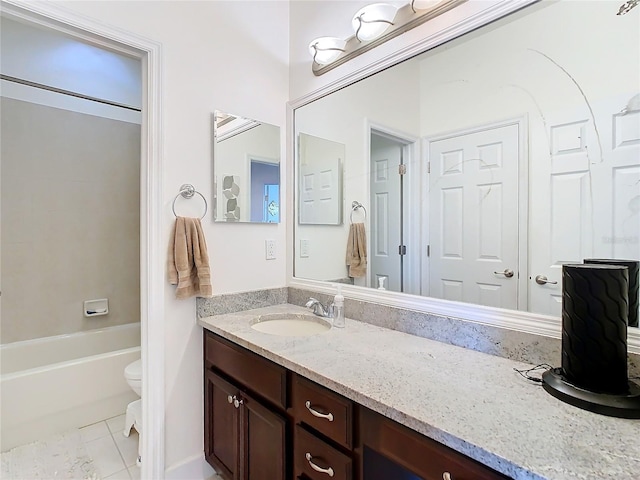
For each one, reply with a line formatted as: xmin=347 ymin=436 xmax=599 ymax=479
xmin=2 ymin=413 xmax=227 ymax=480
xmin=79 ymin=413 xmax=140 ymax=480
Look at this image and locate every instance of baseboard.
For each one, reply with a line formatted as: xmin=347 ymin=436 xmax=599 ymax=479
xmin=165 ymin=453 xmax=217 ymax=480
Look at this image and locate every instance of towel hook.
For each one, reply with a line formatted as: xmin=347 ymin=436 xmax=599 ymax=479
xmin=350 ymin=200 xmax=367 ymax=224
xmin=172 ymin=184 xmax=208 ymax=219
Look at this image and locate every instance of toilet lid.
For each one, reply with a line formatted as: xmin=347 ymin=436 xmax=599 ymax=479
xmin=125 ymin=359 xmax=142 ymax=380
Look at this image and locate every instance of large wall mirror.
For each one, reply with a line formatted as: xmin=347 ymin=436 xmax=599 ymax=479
xmin=214 ymin=110 xmax=280 ymax=223
xmin=293 ymin=0 xmax=639 ymax=325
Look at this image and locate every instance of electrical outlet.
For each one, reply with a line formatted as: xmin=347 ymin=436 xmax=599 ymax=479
xmin=300 ymin=239 xmax=310 ymax=258
xmin=265 ymin=239 xmax=276 ymax=260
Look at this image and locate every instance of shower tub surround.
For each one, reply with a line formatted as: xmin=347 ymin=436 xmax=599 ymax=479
xmin=199 ymin=303 xmax=640 ymax=480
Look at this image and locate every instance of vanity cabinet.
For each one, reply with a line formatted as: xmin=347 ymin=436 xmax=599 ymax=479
xmin=204 ymin=332 xmax=287 ymax=480
xmin=203 ymin=329 xmax=511 ymax=480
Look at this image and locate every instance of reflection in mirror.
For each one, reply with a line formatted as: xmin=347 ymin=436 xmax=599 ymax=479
xmin=213 ymin=110 xmax=280 ymax=223
xmin=298 ymin=132 xmax=344 ymax=225
xmin=293 ymin=0 xmax=640 ymax=323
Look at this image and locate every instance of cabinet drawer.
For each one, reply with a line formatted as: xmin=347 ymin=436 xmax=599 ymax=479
xmin=292 ymin=374 xmax=353 ymax=449
xmin=361 ymin=408 xmax=510 ymax=480
xmin=204 ymin=331 xmax=287 ymax=409
xmin=294 ymin=425 xmax=352 ymax=480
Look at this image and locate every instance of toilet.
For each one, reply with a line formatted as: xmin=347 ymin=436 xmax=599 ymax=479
xmin=124 ymin=359 xmax=142 ymax=466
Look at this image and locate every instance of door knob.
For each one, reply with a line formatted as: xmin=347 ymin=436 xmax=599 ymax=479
xmin=535 ymin=275 xmax=558 ymax=285
xmin=493 ymin=269 xmax=514 ymax=278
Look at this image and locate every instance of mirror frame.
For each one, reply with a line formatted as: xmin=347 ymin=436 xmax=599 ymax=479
xmin=286 ymin=0 xmax=640 ymax=354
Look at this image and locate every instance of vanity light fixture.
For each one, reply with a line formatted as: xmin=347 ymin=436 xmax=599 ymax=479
xmin=309 ymin=37 xmax=347 ymax=66
xmin=352 ymin=3 xmax=398 ymax=42
xmin=411 ymin=0 xmax=446 ymax=13
xmin=311 ymin=0 xmax=465 ymax=76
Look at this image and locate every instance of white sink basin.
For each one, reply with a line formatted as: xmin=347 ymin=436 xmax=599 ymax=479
xmin=250 ymin=313 xmax=331 ymax=336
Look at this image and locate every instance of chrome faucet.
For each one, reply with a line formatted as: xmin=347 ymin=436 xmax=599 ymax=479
xmin=305 ymin=297 xmax=334 ymax=318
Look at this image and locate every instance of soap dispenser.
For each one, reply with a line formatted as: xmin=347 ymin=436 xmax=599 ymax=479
xmin=333 ymin=285 xmax=345 ymax=328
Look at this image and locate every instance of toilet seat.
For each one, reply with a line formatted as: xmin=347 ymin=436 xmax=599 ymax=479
xmin=124 ymin=359 xmax=142 ymax=381
xmin=125 ymin=359 xmax=142 ymax=396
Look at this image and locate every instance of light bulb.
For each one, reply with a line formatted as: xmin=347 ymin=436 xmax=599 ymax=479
xmin=308 ymin=37 xmax=347 ymax=65
xmin=352 ymin=3 xmax=398 ymax=42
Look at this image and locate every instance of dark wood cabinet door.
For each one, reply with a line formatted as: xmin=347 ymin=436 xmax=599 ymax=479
xmin=240 ymin=390 xmax=287 ymax=480
xmin=205 ymin=370 xmax=240 ymax=480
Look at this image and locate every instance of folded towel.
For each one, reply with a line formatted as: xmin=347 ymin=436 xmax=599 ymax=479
xmin=346 ymin=222 xmax=367 ymax=278
xmin=168 ymin=217 xmax=212 ymax=299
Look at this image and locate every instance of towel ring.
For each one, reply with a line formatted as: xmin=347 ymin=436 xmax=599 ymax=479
xmin=350 ymin=201 xmax=367 ymax=224
xmin=172 ymin=184 xmax=208 ymax=219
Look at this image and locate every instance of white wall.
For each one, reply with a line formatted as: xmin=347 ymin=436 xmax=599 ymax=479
xmin=51 ymin=0 xmax=289 ymax=471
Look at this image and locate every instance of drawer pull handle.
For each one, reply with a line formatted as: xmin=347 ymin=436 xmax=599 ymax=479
xmin=305 ymin=401 xmax=334 ymax=422
xmin=305 ymin=453 xmax=334 ymax=477
xmin=443 ymin=473 xmax=452 ymax=480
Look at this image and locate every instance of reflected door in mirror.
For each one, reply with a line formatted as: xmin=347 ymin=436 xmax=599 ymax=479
xmin=298 ymin=133 xmax=344 ymax=225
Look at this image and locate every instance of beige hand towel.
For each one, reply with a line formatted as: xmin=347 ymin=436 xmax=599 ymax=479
xmin=346 ymin=222 xmax=367 ymax=278
xmin=168 ymin=217 xmax=213 ymax=299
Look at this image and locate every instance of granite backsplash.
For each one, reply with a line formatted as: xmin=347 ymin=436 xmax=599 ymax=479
xmin=197 ymin=286 xmax=640 ymax=378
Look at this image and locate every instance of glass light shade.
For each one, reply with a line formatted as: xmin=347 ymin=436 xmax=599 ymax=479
xmin=309 ymin=37 xmax=347 ymax=65
xmin=412 ymin=0 xmax=445 ymax=10
xmin=352 ymin=3 xmax=398 ymax=42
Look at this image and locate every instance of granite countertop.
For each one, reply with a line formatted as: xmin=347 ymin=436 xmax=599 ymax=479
xmin=198 ymin=304 xmax=640 ymax=480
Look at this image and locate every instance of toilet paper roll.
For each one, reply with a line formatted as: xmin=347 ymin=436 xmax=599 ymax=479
xmin=562 ymin=264 xmax=629 ymax=394
xmin=584 ymin=259 xmax=639 ymax=328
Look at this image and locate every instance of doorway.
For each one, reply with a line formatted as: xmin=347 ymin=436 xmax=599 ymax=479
xmin=369 ymin=128 xmax=419 ymax=294
xmin=249 ymin=158 xmax=280 ymax=223
xmin=0 ymin=2 xmax=163 ymax=478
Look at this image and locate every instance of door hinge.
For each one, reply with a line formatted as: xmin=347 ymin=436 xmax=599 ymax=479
xmin=427 ymin=162 xmax=430 ymax=174
xmin=399 ymin=245 xmax=407 ymax=255
xmin=426 ymin=245 xmax=430 ymax=257
xmin=398 ymin=164 xmax=407 ymax=175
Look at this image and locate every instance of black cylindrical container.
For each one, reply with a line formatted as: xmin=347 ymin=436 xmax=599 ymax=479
xmin=584 ymin=259 xmax=639 ymax=328
xmin=562 ymin=264 xmax=629 ymax=394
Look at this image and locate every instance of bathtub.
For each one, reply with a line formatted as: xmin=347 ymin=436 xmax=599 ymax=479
xmin=1 ymin=323 xmax=141 ymax=451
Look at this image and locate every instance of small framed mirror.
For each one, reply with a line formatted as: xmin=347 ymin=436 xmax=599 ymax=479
xmin=213 ymin=110 xmax=280 ymax=223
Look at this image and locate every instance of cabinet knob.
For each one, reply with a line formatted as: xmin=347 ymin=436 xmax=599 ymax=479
xmin=227 ymin=395 xmax=234 ymax=404
xmin=443 ymin=473 xmax=452 ymax=480
xmin=305 ymin=453 xmax=334 ymax=477
xmin=305 ymin=401 xmax=334 ymax=422
xmin=233 ymin=397 xmax=244 ymax=409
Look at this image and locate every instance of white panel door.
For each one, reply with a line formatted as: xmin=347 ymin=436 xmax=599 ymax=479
xmin=428 ymin=123 xmax=520 ymax=309
xmin=530 ymin=99 xmax=640 ymax=316
xmin=370 ymin=134 xmax=403 ymax=292
xmin=298 ymin=133 xmax=343 ymax=225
